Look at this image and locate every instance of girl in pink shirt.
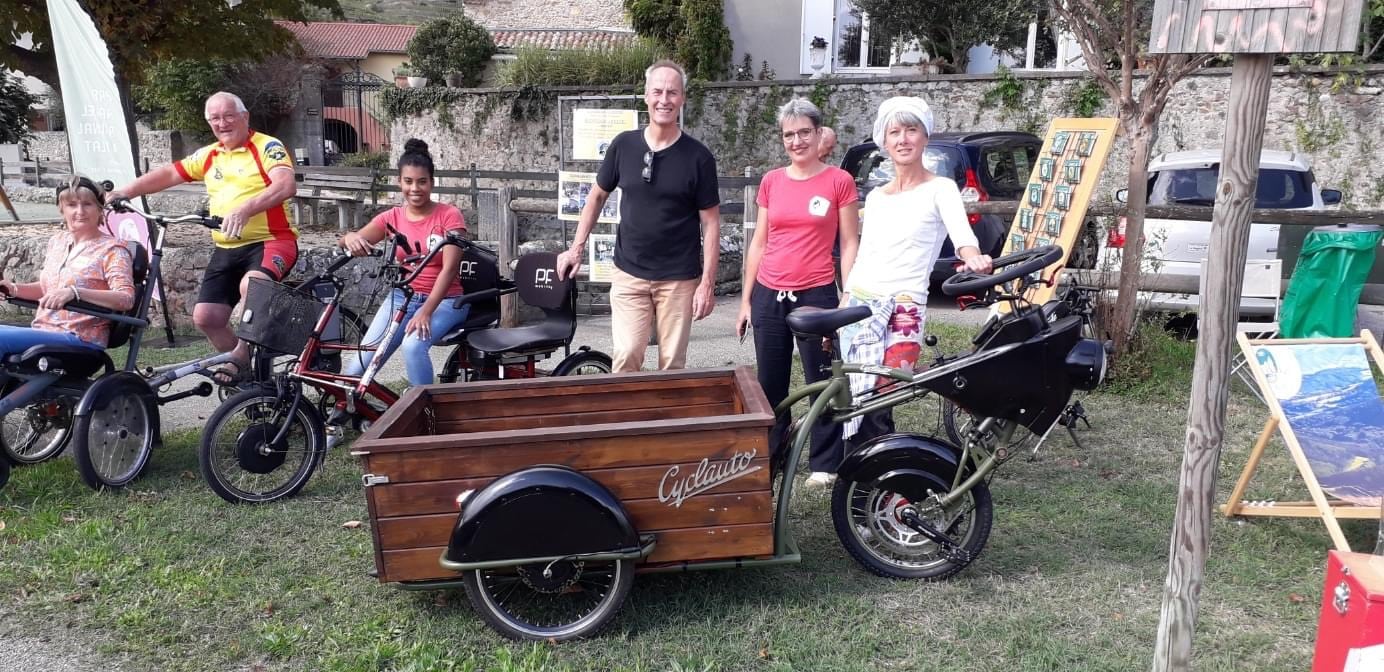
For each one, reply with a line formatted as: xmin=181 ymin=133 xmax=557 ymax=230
xmin=339 ymin=139 xmax=468 ymax=385
xmin=735 ymin=99 xmax=860 ymax=485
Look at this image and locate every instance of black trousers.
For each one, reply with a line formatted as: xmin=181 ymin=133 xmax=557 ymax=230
xmin=750 ymin=280 xmax=843 ymax=473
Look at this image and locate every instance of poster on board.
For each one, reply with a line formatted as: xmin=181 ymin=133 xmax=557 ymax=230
xmin=587 ymin=233 xmax=617 ymax=283
xmin=572 ymin=109 xmax=638 ymax=161
xmin=558 ymin=171 xmax=620 ymax=224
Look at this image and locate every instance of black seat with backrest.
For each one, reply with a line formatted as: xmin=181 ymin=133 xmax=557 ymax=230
xmin=465 ymin=252 xmax=574 ymax=356
xmin=3 ymin=241 xmax=150 ymax=380
xmin=437 ymin=243 xmax=504 ymax=345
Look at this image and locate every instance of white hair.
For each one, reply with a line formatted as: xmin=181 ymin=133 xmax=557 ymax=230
xmin=644 ymin=60 xmax=688 ymax=89
xmin=205 ymin=91 xmax=248 ymax=114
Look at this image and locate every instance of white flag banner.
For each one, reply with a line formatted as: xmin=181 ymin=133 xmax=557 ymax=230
xmin=46 ymin=0 xmax=139 ymax=187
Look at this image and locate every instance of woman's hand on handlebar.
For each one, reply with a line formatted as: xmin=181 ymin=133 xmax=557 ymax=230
xmin=959 ymin=252 xmax=994 ymax=275
xmin=340 ymin=231 xmax=375 ymax=257
xmin=38 ymin=285 xmax=77 ymax=310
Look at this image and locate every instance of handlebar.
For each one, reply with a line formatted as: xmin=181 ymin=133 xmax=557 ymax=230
xmin=4 ymin=296 xmax=150 ymax=327
xmin=109 ymin=198 xmax=221 ymax=230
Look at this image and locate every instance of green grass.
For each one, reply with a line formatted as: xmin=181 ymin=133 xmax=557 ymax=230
xmin=0 ymin=322 xmax=1350 ymax=671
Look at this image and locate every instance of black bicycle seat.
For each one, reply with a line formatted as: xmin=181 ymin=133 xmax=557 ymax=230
xmin=785 ymin=306 xmax=872 ymax=338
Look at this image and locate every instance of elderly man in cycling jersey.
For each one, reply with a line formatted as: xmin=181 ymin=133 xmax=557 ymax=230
xmin=108 ymin=91 xmax=298 ymax=384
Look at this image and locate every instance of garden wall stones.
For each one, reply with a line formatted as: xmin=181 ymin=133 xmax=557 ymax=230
xmin=461 ymin=0 xmax=628 ymax=29
xmin=393 ymin=66 xmax=1384 ymax=209
xmin=22 ymin=130 xmax=183 ymax=169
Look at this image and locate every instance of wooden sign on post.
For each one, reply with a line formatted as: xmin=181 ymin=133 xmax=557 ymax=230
xmin=1149 ymin=0 xmax=1363 ymax=54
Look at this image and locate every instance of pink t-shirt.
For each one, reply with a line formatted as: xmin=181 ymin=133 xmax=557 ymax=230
xmin=372 ymin=204 xmax=467 ymax=296
xmin=755 ymin=166 xmax=858 ymax=291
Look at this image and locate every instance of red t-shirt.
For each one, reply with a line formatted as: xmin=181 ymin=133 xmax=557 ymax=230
xmin=755 ymin=166 xmax=858 ymax=291
xmin=372 ymin=204 xmax=467 ymax=296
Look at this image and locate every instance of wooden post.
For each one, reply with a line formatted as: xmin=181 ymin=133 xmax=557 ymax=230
xmin=469 ymin=162 xmax=479 ymax=213
xmin=1152 ymin=53 xmax=1274 ymax=672
xmin=742 ymin=166 xmax=758 ymax=290
xmin=497 ymin=186 xmax=519 ymax=328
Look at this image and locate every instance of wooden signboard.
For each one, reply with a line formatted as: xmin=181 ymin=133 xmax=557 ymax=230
xmin=997 ymin=117 xmax=1119 ymax=307
xmin=1149 ymin=0 xmax=1363 ymax=54
xmin=351 ymin=368 xmax=775 ymax=583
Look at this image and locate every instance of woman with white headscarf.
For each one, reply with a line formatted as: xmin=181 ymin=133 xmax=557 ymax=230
xmin=838 ymin=96 xmax=993 ymax=446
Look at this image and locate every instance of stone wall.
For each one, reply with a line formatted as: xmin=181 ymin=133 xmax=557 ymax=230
xmin=22 ymin=129 xmax=184 ymax=170
xmin=391 ymin=65 xmax=1384 ymax=209
xmin=463 ymin=0 xmax=628 ymax=29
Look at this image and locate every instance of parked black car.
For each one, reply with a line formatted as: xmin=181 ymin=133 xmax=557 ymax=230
xmin=841 ymin=131 xmax=1044 ymax=284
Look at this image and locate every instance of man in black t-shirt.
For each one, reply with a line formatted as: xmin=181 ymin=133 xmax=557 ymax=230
xmin=557 ymin=60 xmax=722 ymax=372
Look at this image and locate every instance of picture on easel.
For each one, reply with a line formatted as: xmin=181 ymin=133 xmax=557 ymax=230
xmin=1222 ymin=332 xmax=1384 ymax=551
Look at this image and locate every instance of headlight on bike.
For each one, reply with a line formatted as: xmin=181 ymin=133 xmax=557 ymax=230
xmin=1065 ymin=339 xmax=1107 ymax=391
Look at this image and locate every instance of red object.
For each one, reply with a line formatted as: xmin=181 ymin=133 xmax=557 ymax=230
xmin=960 ymin=168 xmax=988 ymax=226
xmin=1313 ymin=550 xmax=1384 ymax=671
xmin=1107 ymin=216 xmax=1127 ymax=248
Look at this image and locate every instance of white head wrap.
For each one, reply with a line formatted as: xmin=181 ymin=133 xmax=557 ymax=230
xmin=872 ymin=96 xmax=935 ymax=148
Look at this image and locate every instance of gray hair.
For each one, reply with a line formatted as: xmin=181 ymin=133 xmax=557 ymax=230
xmin=205 ymin=91 xmax=248 ymax=114
xmin=644 ymin=60 xmax=688 ymax=89
xmin=777 ymin=98 xmax=823 ymax=128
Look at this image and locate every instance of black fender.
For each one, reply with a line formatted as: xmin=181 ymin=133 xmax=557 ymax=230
xmin=837 ymin=433 xmax=962 ymax=485
xmin=443 ymin=465 xmax=638 ymax=564
xmin=74 ymin=372 xmax=161 ymax=448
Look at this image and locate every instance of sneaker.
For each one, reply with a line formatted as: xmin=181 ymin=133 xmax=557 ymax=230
xmin=805 ymin=472 xmax=836 ymax=488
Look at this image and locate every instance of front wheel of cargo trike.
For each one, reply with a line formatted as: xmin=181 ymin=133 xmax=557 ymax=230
xmin=831 ymin=468 xmax=992 ymax=580
xmin=462 ymin=557 xmax=634 ymax=641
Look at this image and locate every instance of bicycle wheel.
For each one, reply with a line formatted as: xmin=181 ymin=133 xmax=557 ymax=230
xmin=940 ymin=399 xmax=978 ymax=447
xmin=831 ymin=465 xmax=992 ymax=580
xmin=199 ymin=387 xmax=325 ymax=504
xmin=1 ymin=396 xmax=73 ymax=465
xmin=551 ymin=350 xmax=613 ymax=376
xmin=462 ymin=558 xmax=634 ymax=641
xmin=72 ymin=378 xmax=157 ymax=490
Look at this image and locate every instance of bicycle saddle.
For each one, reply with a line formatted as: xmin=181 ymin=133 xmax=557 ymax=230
xmin=785 ymin=306 xmax=872 ymax=338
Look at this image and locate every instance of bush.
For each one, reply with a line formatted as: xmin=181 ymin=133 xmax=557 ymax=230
xmin=497 ymin=41 xmax=667 ymax=87
xmin=408 ymin=15 xmax=495 ymax=87
xmin=337 ymin=151 xmax=390 ymax=170
xmin=0 ymin=71 xmax=39 ymax=145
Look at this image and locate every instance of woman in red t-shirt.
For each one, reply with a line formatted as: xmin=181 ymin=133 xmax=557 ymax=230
xmin=735 ymin=98 xmax=860 ymax=486
xmin=339 ymin=139 xmax=468 ymax=385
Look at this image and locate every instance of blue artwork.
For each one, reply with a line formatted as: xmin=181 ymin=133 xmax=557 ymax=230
xmin=1255 ymin=343 xmax=1384 ymax=505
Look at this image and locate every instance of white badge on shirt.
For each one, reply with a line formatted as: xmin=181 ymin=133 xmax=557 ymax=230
xmin=807 ymin=195 xmax=830 ymax=217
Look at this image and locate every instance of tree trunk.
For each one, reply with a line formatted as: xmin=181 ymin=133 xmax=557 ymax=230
xmin=1151 ymin=54 xmax=1274 ymax=672
xmin=1107 ymin=113 xmax=1154 ymax=356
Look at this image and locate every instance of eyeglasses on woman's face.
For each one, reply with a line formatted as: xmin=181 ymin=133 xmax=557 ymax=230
xmin=642 ymin=150 xmax=655 ymax=183
xmin=781 ymin=127 xmax=818 ymax=143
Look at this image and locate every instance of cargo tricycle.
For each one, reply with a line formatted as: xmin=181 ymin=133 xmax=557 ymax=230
xmin=350 ymin=244 xmax=1107 ymax=641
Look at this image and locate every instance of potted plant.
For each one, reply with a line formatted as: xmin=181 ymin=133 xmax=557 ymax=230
xmin=392 ymin=64 xmax=411 ymax=88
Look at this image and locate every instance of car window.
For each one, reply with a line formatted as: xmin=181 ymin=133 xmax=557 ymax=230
xmin=981 ymin=145 xmax=1037 ymax=199
xmin=853 ymin=146 xmax=964 ymax=197
xmin=1148 ymin=167 xmax=1313 ymax=208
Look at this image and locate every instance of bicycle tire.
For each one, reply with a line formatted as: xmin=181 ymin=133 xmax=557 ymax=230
xmin=199 ymin=387 xmax=325 ymax=504
xmin=1 ymin=395 xmax=73 ymax=465
xmin=72 ymin=378 xmax=157 ymax=490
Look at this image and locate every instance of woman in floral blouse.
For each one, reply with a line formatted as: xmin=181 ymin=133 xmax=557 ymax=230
xmin=0 ymin=176 xmax=136 ymax=355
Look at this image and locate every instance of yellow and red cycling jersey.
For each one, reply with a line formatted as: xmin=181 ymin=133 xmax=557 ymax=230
xmin=175 ymin=131 xmax=298 ymax=248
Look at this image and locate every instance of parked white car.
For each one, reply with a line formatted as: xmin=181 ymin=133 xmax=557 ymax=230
xmin=1096 ymin=148 xmax=1342 ymax=316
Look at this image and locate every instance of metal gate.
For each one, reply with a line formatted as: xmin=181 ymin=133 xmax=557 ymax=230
xmin=321 ymin=71 xmax=390 ymax=159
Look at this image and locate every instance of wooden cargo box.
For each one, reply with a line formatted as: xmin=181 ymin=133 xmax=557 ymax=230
xmin=352 ymin=367 xmax=776 ymax=583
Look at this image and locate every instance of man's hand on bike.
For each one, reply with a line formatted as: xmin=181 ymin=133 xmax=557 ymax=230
xmin=555 ymin=248 xmax=581 ymax=281
xmin=222 ymin=206 xmax=250 ymax=239
xmin=341 ymin=232 xmax=375 ymax=257
xmin=103 ymin=189 xmax=128 ymax=205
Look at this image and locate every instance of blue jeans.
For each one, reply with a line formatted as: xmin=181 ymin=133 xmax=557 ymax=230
xmin=342 ymin=288 xmax=470 ymax=386
xmin=0 ymin=325 xmax=100 ymax=358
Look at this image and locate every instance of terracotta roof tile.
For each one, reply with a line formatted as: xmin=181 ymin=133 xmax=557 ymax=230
xmin=276 ymin=21 xmax=418 ymax=60
xmin=491 ymin=29 xmax=637 ymax=51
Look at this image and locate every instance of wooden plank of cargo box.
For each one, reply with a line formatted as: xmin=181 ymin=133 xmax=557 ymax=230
xmin=370 ymin=457 xmax=772 ymax=518
xmin=375 ymin=491 xmax=774 ymax=549
xmin=434 ymin=401 xmax=737 ymax=434
xmin=379 ymin=522 xmax=775 ymax=582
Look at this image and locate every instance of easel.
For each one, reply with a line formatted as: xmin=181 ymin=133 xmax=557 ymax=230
xmin=1221 ymin=331 xmax=1384 ymax=551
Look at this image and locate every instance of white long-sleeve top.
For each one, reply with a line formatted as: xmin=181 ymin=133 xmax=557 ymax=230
xmin=845 ymin=176 xmax=979 ymax=300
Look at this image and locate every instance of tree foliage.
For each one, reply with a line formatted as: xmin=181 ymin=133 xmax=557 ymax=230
xmin=0 ymin=71 xmax=39 ymax=144
xmin=407 ymin=14 xmax=495 ymax=87
xmin=0 ymin=0 xmax=342 ymax=92
xmin=134 ymin=54 xmax=306 ymax=138
xmin=851 ymin=0 xmax=1042 ymax=72
xmin=623 ymin=0 xmax=733 ymax=80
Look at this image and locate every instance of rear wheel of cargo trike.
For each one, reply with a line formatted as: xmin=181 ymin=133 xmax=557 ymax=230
xmin=831 ymin=468 xmax=992 ymax=580
xmin=462 ymin=557 xmax=634 ymax=641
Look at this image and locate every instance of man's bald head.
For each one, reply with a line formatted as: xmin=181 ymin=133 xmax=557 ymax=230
xmin=818 ymin=126 xmax=838 ymax=161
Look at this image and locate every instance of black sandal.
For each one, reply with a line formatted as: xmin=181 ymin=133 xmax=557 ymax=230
xmin=209 ymin=360 xmax=248 ymax=387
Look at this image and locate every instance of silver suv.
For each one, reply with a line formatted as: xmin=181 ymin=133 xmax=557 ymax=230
xmin=1096 ymin=149 xmax=1343 ymax=316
